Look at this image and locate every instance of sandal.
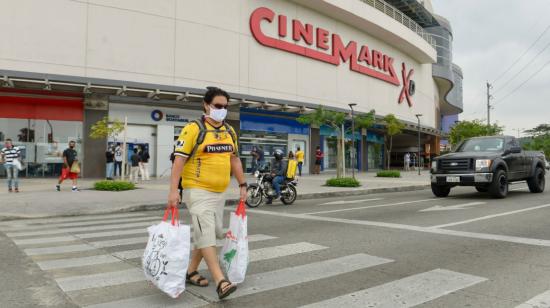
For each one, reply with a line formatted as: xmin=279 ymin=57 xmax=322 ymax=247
xmin=217 ymin=279 xmax=237 ymax=300
xmin=186 ymin=271 xmax=209 ymax=287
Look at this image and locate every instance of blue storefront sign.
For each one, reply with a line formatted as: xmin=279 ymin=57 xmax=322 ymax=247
xmin=240 ymin=112 xmax=309 ymax=135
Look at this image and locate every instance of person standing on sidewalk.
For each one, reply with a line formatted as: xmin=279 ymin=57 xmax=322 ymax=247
xmin=250 ymin=146 xmax=259 ymax=174
xmin=296 ymin=146 xmax=305 ymax=176
xmin=114 ymin=143 xmax=123 ymax=177
xmin=139 ymin=148 xmax=150 ymax=181
xmin=56 ymin=140 xmax=79 ymax=192
xmin=314 ymin=146 xmax=323 ymax=174
xmin=1 ymin=139 xmax=21 ymax=193
xmin=129 ymin=148 xmax=141 ymax=184
xmin=167 ymin=87 xmax=246 ymax=300
xmin=404 ymin=152 xmax=410 ymax=172
xmin=105 ymin=146 xmax=115 ymax=180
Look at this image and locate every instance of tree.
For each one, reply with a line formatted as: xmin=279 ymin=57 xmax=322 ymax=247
xmin=524 ymin=124 xmax=550 ymax=137
xmin=297 ymin=107 xmax=347 ymax=178
xmin=523 ymin=123 xmax=550 ymax=158
xmin=382 ymin=114 xmax=405 ymax=169
xmin=355 ymin=109 xmax=377 ymax=132
xmin=89 ymin=117 xmax=124 ymax=140
xmin=448 ymin=119 xmax=504 ymax=146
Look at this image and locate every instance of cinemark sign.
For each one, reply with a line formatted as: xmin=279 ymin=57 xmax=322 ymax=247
xmin=250 ymin=7 xmax=415 ymax=106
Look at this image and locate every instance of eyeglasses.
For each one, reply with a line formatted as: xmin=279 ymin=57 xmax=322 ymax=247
xmin=211 ymin=103 xmax=228 ymax=110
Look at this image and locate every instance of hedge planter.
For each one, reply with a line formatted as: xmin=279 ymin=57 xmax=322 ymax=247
xmin=376 ymin=170 xmax=401 ymax=178
xmin=326 ymin=177 xmax=361 ymax=187
xmin=94 ymin=180 xmax=136 ymax=191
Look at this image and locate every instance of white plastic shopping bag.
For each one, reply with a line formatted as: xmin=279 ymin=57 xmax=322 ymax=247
xmin=143 ymin=207 xmax=190 ymax=298
xmin=220 ymin=200 xmax=249 ymax=284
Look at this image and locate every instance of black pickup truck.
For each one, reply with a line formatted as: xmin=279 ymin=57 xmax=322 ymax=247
xmin=431 ymin=136 xmax=546 ymax=198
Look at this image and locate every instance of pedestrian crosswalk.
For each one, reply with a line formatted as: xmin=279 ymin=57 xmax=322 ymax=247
xmin=1 ymin=212 xmax=546 ymax=307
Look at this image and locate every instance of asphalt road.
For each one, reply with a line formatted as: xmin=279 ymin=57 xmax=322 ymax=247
xmin=2 ymin=180 xmax=550 ymax=307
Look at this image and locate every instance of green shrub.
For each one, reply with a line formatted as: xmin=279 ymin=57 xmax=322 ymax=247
xmin=325 ymin=177 xmax=361 ymax=187
xmin=376 ymin=170 xmax=401 ymax=178
xmin=94 ymin=180 xmax=136 ymax=191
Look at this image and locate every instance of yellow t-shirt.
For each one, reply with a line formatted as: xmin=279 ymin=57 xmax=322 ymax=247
xmin=296 ymin=150 xmax=305 ymax=163
xmin=174 ymin=120 xmax=238 ymax=193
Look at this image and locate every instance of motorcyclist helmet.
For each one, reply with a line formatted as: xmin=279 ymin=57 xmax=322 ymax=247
xmin=273 ymin=149 xmax=284 ymax=160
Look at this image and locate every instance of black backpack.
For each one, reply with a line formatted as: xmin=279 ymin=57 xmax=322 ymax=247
xmin=188 ymin=119 xmax=238 ymax=158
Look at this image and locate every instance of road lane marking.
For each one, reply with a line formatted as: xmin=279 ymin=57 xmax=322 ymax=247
xmin=37 ymin=255 xmax=121 ymax=271
xmin=13 ymin=235 xmax=79 ymax=246
xmin=430 ymin=203 xmax=550 ymax=228
xmin=198 ymin=242 xmax=327 ymax=270
xmin=57 ymin=268 xmax=144 ymax=292
xmin=515 ymin=290 xmax=550 ymax=308
xmin=9 ymin=216 xmax=158 ymax=231
xmin=244 ymin=209 xmax=550 ymax=247
xmin=25 ymin=244 xmax=95 ymax=256
xmin=33 ymin=234 xmax=279 ymax=269
xmin=303 ymin=199 xmax=436 ymax=215
xmin=84 ymin=293 xmax=208 ymax=308
xmin=300 ymin=269 xmax=487 ymax=308
xmin=510 ymin=187 xmax=529 ymax=191
xmin=0 ymin=212 xmax=148 ymax=230
xmin=7 ymin=220 xmax=158 ymax=237
xmin=189 ymin=253 xmax=393 ymax=301
xmin=419 ymin=202 xmax=486 ymax=212
xmin=320 ymin=198 xmax=383 ymax=205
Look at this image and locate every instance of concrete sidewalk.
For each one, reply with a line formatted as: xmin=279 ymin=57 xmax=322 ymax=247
xmin=0 ymin=171 xmax=430 ymax=220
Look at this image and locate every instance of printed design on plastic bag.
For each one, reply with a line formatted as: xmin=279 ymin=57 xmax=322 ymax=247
xmin=144 ymin=233 xmax=169 ymax=280
xmin=223 ymin=248 xmax=237 ymax=271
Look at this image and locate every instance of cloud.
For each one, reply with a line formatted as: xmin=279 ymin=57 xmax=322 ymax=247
xmin=432 ymin=0 xmax=550 ymax=136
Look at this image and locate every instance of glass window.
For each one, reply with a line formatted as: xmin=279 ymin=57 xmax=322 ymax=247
xmin=0 ymin=118 xmax=82 ymax=177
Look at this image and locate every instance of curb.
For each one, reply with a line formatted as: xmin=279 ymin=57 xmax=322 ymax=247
xmin=0 ymin=184 xmax=430 ymax=221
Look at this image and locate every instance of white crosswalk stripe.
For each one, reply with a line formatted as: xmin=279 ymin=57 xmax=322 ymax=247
xmin=189 ymin=253 xmax=393 ymax=301
xmin=0 ymin=212 xmax=148 ymax=230
xmin=300 ymin=269 xmax=487 ymax=308
xmin=515 ymin=290 xmax=550 ymax=308
xmin=10 ymin=216 xmax=158 ymax=231
xmin=7 ymin=220 xmax=157 ymax=237
xmin=35 ymin=234 xmax=279 ymax=270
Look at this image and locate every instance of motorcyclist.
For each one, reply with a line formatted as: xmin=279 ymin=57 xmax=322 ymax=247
xmin=266 ymin=149 xmax=287 ymax=204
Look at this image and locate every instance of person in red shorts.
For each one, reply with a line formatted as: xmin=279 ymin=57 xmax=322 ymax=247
xmin=56 ymin=140 xmax=79 ymax=192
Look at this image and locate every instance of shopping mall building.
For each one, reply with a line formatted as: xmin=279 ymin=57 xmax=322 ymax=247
xmin=0 ymin=0 xmax=462 ymax=178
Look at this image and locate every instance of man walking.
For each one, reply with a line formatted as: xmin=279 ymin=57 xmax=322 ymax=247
xmin=130 ymin=148 xmax=141 ymax=184
xmin=404 ymin=152 xmax=410 ymax=172
xmin=56 ymin=140 xmax=79 ymax=192
xmin=1 ymin=139 xmax=21 ymax=192
xmin=168 ymin=87 xmax=246 ymax=300
xmin=114 ymin=143 xmax=123 ymax=177
xmin=295 ymin=146 xmax=305 ymax=176
xmin=139 ymin=147 xmax=150 ymax=181
xmin=105 ymin=146 xmax=115 ymax=180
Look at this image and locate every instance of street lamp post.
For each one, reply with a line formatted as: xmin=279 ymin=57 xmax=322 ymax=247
xmin=349 ymin=103 xmax=357 ymax=179
xmin=415 ymin=114 xmax=423 ymax=176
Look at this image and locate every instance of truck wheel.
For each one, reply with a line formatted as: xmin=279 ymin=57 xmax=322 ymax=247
xmin=475 ymin=186 xmax=488 ymax=193
xmin=431 ymin=184 xmax=451 ymax=197
xmin=527 ymin=167 xmax=545 ymax=193
xmin=489 ymin=169 xmax=508 ymax=198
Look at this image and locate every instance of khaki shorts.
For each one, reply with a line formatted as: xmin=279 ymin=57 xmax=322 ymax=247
xmin=182 ymin=188 xmax=226 ymax=249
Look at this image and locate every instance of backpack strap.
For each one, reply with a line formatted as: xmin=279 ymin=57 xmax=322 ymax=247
xmin=223 ymin=123 xmax=239 ymax=155
xmin=189 ymin=119 xmax=207 ymax=159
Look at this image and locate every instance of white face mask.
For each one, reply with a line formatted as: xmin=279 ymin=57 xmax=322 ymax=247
xmin=208 ymin=105 xmax=228 ymax=122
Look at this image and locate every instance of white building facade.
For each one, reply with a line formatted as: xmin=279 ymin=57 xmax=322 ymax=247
xmin=0 ymin=0 xmax=462 ymax=177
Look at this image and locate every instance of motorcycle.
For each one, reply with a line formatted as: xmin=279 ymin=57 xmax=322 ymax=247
xmin=246 ymin=170 xmax=298 ymax=208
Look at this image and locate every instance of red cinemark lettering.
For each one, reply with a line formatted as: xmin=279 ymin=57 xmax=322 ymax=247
xmin=398 ymin=63 xmax=414 ymax=107
xmin=249 ymin=7 xmax=400 ymax=86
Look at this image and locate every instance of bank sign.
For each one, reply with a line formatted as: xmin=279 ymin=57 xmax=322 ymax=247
xmin=250 ymin=7 xmax=415 ymax=107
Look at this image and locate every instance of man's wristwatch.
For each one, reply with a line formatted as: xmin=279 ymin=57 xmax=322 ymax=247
xmin=239 ymin=182 xmax=247 ymax=188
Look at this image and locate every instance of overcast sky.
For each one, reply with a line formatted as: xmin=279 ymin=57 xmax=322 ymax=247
xmin=432 ymin=0 xmax=550 ymax=137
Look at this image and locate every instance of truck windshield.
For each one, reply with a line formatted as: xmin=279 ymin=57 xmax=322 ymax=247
xmin=456 ymin=138 xmax=504 ymax=152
